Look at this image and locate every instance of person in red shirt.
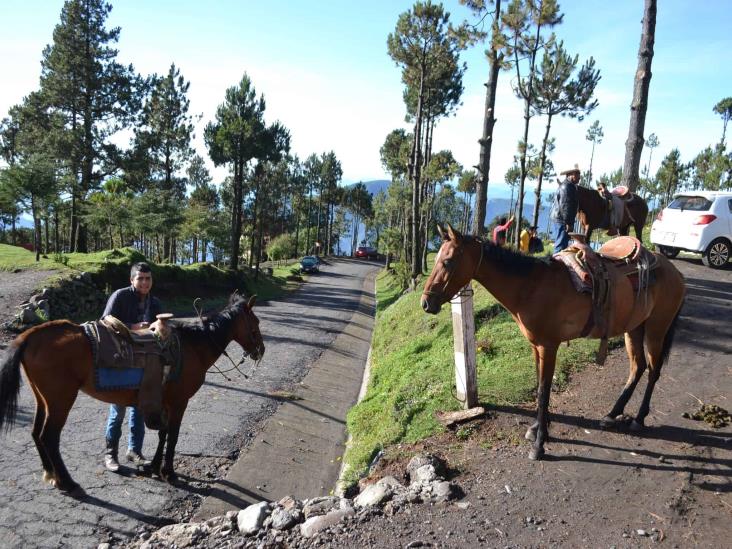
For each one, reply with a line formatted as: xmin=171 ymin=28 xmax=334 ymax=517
xmin=492 ymin=215 xmax=515 ymax=246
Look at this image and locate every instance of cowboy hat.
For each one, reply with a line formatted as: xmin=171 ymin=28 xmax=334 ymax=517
xmin=560 ymin=164 xmax=581 ymax=176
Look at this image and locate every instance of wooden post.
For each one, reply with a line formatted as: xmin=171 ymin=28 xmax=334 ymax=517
xmin=450 ymin=283 xmax=478 ymax=409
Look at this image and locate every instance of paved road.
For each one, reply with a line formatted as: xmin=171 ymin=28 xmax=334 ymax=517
xmin=0 ymin=258 xmax=380 ymax=548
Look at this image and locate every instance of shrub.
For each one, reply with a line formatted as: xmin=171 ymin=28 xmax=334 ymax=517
xmin=267 ymin=234 xmax=296 ymax=261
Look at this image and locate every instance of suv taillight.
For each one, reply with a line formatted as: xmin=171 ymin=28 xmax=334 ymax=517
xmin=656 ymin=210 xmax=663 ymax=221
xmin=693 ymin=214 xmax=717 ymax=225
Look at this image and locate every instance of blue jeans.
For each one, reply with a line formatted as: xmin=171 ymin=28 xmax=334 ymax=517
xmin=105 ymin=404 xmax=144 ymax=453
xmin=553 ymin=222 xmax=570 ymax=254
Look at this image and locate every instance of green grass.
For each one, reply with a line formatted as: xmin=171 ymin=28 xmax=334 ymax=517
xmin=342 ymin=256 xmax=603 ymax=485
xmin=0 ymin=243 xmax=67 ymax=271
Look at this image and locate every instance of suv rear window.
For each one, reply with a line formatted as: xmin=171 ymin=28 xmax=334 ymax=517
xmin=668 ymin=195 xmax=712 ymax=211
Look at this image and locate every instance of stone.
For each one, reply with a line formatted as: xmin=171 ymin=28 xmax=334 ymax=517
xmin=300 ymin=508 xmax=355 ymax=538
xmin=431 ymin=481 xmax=455 ymax=503
xmin=354 ymin=483 xmax=392 ymax=508
xmin=237 ymin=501 xmax=271 ymax=535
xmin=97 ymin=544 xmax=110 ymax=549
xmin=377 ymin=475 xmax=406 ymax=493
xmin=278 ymin=495 xmax=299 ymax=511
xmin=19 ymin=306 xmax=40 ymax=325
xmin=413 ymin=464 xmax=438 ymax=483
xmin=270 ymin=507 xmax=301 ymax=531
xmin=303 ymin=496 xmax=340 ymax=518
xmin=406 ymin=454 xmax=445 ymax=481
xmin=145 ymin=523 xmax=209 ymax=548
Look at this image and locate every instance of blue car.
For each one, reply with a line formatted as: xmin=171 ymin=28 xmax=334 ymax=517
xmin=299 ymin=256 xmax=320 ymax=274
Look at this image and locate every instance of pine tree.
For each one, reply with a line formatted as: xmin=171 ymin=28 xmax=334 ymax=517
xmin=40 ymin=0 xmax=142 ymax=251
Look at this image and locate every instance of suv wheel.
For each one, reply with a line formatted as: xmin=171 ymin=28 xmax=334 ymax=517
xmin=657 ymin=245 xmax=679 ymax=259
xmin=702 ymin=238 xmax=731 ymax=269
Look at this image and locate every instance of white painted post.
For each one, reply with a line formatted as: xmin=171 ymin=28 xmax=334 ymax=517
xmin=450 ymin=283 xmax=478 ymax=409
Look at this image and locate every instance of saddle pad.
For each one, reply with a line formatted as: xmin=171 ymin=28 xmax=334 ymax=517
xmin=82 ymin=322 xmax=183 ymax=391
xmin=96 ymin=367 xmax=145 ymax=390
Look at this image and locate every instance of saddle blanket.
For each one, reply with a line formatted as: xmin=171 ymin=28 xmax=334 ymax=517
xmin=96 ymin=367 xmax=144 ymax=390
xmin=82 ymin=320 xmax=182 ymax=391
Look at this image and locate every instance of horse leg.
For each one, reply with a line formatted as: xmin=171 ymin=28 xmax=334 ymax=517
xmin=160 ymin=421 xmax=181 ymax=483
xmin=28 ymin=384 xmax=54 ymax=484
xmin=525 ymin=345 xmax=540 ymax=442
xmin=151 ymin=428 xmax=167 ymax=477
xmin=39 ymin=388 xmax=80 ymax=493
xmin=600 ymin=326 xmax=646 ymax=428
xmin=529 ymin=344 xmax=558 ymax=461
xmin=160 ymin=403 xmax=188 ymax=483
xmin=631 ymin=325 xmax=670 ymax=431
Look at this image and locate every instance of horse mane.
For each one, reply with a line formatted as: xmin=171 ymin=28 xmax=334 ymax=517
xmin=168 ymin=294 xmax=250 ymax=349
xmin=466 ymin=236 xmax=550 ymax=277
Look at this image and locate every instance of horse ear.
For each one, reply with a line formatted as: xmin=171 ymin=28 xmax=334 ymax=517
xmin=247 ymin=295 xmax=257 ymax=308
xmin=436 ymin=224 xmax=446 ymax=240
xmin=446 ymin=223 xmax=462 ymax=243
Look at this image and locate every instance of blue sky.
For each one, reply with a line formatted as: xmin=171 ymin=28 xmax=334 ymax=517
xmin=1 ymin=1 xmax=730 ymax=199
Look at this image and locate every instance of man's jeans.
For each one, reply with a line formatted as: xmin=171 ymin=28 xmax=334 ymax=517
xmin=105 ymin=404 xmax=144 ymax=453
xmin=553 ymin=222 xmax=570 ymax=254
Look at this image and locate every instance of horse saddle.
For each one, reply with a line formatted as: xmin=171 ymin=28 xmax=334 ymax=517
xmin=83 ymin=315 xmax=181 ymax=430
xmin=554 ymin=236 xmax=660 ymax=364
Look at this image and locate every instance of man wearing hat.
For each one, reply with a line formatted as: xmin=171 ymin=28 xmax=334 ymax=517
xmin=550 ymin=164 xmax=580 ymax=253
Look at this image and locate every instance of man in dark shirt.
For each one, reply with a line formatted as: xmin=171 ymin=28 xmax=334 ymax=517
xmin=550 ymin=165 xmax=580 ymax=253
xmin=102 ymin=262 xmax=163 ymax=472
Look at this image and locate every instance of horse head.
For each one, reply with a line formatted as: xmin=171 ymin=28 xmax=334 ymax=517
xmin=230 ymin=294 xmax=265 ymax=361
xmin=421 ymin=223 xmax=478 ymax=314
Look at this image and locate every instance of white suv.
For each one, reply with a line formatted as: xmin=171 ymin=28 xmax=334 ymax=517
xmin=650 ymin=191 xmax=732 ymax=268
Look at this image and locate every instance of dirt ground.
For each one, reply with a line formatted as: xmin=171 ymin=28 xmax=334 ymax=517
xmin=297 ymin=257 xmax=731 ymax=548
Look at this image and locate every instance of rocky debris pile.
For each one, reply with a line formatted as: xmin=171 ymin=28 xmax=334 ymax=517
xmin=10 ymin=272 xmax=105 ymax=329
xmin=126 ymin=454 xmax=458 ymax=549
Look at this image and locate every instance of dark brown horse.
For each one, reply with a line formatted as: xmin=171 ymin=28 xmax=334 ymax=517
xmin=0 ymin=293 xmax=264 ymax=495
xmin=576 ymin=185 xmax=649 ymax=242
xmin=421 ymin=225 xmax=685 ymax=461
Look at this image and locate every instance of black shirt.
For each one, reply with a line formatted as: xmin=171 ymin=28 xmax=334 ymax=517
xmin=101 ymin=286 xmax=163 ymax=327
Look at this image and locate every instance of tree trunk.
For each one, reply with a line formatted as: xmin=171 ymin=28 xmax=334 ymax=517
xmin=622 ymin=0 xmax=656 ymax=192
xmin=230 ymin=160 xmax=242 ymax=270
xmin=411 ymin=66 xmax=426 ymax=280
xmin=472 ymin=0 xmax=502 ymax=237
xmin=533 ymin=114 xmax=553 ymax=228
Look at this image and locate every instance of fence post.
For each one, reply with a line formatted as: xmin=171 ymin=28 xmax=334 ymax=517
xmin=450 ymin=283 xmax=478 ymax=409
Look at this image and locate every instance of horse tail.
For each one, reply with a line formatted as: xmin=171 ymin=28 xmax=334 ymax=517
xmin=0 ymin=338 xmax=26 ymax=433
xmin=658 ymin=303 xmax=683 ymax=368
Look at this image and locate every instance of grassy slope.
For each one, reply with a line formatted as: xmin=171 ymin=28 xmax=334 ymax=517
xmin=343 ymin=256 xmax=604 ymax=484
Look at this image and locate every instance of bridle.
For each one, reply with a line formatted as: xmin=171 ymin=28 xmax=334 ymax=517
xmin=193 ymin=298 xmax=262 ymax=381
xmin=423 ymin=237 xmax=484 ymax=301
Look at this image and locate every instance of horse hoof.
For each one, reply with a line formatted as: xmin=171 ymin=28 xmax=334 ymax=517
xmin=630 ymin=419 xmax=644 ymax=432
xmin=525 ymin=428 xmax=537 ymax=442
xmin=528 ymin=447 xmax=545 ymax=461
xmin=42 ymin=471 xmax=55 ymax=485
xmin=599 ymin=415 xmax=617 ymax=429
xmin=161 ymin=470 xmax=178 ymax=484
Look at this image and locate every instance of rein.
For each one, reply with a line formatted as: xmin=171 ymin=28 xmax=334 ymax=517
xmin=193 ymin=298 xmax=257 ymax=382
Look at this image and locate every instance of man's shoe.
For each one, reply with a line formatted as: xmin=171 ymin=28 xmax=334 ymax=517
xmin=126 ymin=450 xmax=150 ymax=466
xmin=104 ymin=453 xmax=120 ymax=472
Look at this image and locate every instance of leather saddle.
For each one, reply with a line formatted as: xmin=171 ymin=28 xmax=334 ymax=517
xmin=84 ymin=314 xmax=179 ymax=430
xmin=555 ymin=236 xmax=659 ymax=364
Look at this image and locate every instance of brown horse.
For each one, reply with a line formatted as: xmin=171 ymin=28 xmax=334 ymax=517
xmin=421 ymin=225 xmax=685 ymax=461
xmin=0 ymin=293 xmax=264 ymax=495
xmin=576 ymin=185 xmax=649 ymax=242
